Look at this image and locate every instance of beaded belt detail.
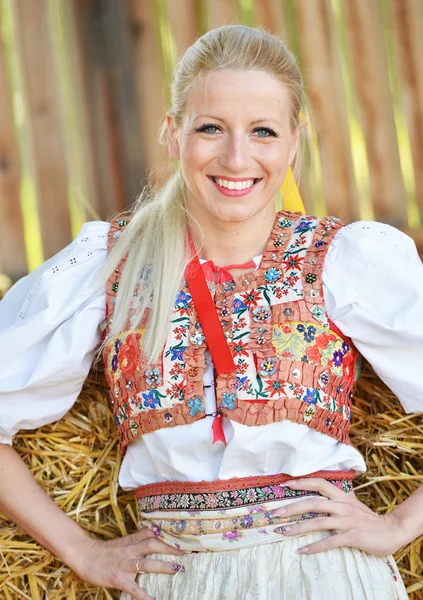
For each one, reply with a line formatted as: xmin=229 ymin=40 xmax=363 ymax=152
xmin=135 ymin=470 xmax=355 ymax=512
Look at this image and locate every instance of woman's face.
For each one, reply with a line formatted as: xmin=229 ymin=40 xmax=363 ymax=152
xmin=167 ymin=69 xmax=301 ymax=225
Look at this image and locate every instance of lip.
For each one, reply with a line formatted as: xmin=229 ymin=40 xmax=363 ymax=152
xmin=208 ymin=175 xmax=262 ymax=197
xmin=209 ymin=175 xmax=261 ymax=182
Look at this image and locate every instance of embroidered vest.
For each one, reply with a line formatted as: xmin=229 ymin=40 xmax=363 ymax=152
xmin=103 ymin=211 xmax=360 ymax=455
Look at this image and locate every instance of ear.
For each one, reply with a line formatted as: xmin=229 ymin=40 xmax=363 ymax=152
xmin=166 ymin=112 xmax=180 ymax=160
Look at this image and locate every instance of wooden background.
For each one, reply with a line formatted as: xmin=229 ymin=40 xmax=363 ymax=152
xmin=0 ymin=0 xmax=423 ymax=282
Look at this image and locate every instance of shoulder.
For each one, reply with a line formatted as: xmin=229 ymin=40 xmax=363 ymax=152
xmin=38 ymin=220 xmax=111 ymax=287
xmin=0 ymin=221 xmax=110 ymax=326
xmin=330 ymin=220 xmax=420 ymax=263
xmin=323 ymin=220 xmax=421 ymax=302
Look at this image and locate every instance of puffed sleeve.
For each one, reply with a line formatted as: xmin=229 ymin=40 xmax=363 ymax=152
xmin=323 ymin=220 xmax=423 ymax=413
xmin=0 ymin=220 xmax=110 ymax=444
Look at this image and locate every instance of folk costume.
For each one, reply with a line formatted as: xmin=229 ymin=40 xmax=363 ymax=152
xmin=1 ymin=210 xmax=422 ymax=599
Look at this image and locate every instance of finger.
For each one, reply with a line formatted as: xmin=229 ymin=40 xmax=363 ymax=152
xmin=123 ymin=529 xmax=157 ymax=545
xmin=130 ymin=557 xmax=185 ymax=575
xmin=297 ymin=531 xmax=351 ymax=555
xmin=112 ymin=528 xmax=156 ymax=549
xmin=284 ymin=478 xmax=351 ymax=500
xmin=120 ymin=577 xmax=155 ymax=600
xmin=272 ymin=498 xmax=342 ymax=518
xmin=130 ymin=537 xmax=185 ymax=557
xmin=275 ymin=516 xmax=346 ymax=536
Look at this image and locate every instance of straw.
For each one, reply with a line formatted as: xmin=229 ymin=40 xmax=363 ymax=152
xmin=0 ymin=361 xmax=422 ymax=598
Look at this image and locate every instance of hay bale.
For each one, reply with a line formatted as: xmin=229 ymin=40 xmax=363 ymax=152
xmin=0 ymin=362 xmax=422 ymax=598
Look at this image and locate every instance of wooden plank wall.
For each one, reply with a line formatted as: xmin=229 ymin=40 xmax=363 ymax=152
xmin=0 ymin=0 xmax=422 ymax=283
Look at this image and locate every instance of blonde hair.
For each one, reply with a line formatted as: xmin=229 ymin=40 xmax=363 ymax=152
xmin=100 ymin=25 xmax=314 ymax=361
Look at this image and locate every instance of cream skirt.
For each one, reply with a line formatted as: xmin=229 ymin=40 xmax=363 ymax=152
xmin=121 ymin=531 xmax=408 ymax=600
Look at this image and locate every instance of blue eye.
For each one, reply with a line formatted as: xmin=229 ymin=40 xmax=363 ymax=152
xmin=253 ymin=127 xmax=278 ymax=138
xmin=195 ymin=123 xmax=221 ymax=134
xmin=194 ymin=124 xmax=279 ymax=137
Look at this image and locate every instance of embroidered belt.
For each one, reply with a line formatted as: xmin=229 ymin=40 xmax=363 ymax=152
xmin=135 ymin=470 xmax=355 ymax=552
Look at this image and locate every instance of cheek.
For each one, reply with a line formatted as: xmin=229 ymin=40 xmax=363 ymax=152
xmin=181 ymin=140 xmax=215 ymax=173
xmin=262 ymin=145 xmax=291 ymax=170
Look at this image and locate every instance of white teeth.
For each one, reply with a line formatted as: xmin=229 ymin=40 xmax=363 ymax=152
xmin=215 ymin=178 xmax=255 ymax=190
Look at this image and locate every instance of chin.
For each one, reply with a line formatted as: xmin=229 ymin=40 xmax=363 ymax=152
xmin=211 ymin=205 xmax=257 ymax=223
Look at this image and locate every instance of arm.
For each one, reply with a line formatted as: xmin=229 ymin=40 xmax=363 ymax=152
xmin=270 ymin=476 xmax=421 ymax=556
xmin=390 ymin=484 xmax=423 ymax=545
xmin=0 ymin=443 xmax=90 ymax=568
xmin=272 ymin=222 xmax=423 ymax=555
xmin=0 ymin=223 xmax=183 ymax=597
xmin=0 ymin=442 xmax=184 ymax=599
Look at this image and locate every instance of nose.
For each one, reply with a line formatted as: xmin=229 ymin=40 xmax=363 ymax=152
xmin=219 ymin=131 xmax=252 ymax=173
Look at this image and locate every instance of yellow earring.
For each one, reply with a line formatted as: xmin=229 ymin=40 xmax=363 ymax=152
xmin=279 ymin=112 xmax=307 ymax=215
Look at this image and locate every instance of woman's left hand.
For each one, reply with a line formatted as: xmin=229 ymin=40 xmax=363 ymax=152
xmin=271 ymin=478 xmax=405 ymax=556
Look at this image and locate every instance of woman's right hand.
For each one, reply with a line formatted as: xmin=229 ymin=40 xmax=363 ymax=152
xmin=72 ymin=527 xmax=185 ymax=600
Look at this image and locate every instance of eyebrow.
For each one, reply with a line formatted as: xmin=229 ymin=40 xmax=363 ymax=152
xmin=193 ymin=114 xmax=283 ymax=127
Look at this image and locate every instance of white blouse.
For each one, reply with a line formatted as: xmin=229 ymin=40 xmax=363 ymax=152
xmin=1 ymin=220 xmax=422 ymax=491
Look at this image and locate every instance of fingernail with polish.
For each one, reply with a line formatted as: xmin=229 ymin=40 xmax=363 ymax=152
xmin=173 ymin=563 xmax=185 ymax=572
xmin=297 ymin=547 xmax=309 ymax=553
xmin=274 ymin=525 xmax=291 ymax=534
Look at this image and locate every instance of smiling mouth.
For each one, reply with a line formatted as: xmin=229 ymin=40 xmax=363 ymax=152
xmin=209 ymin=176 xmax=262 ymax=190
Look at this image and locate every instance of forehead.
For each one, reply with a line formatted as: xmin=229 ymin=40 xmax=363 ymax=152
xmin=184 ymin=69 xmax=291 ymax=125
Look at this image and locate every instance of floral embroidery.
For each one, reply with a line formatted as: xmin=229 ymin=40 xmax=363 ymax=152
xmin=264 ymin=267 xmax=282 ymax=283
xmin=303 ymin=388 xmax=318 ymax=404
xmin=240 ymin=289 xmax=263 ymax=308
xmin=294 ymin=219 xmax=316 ymax=234
xmin=278 ymin=217 xmax=293 ymax=228
xmin=273 ymin=233 xmax=285 ymax=247
xmin=168 ymin=345 xmax=186 ymax=361
xmin=303 ymin=404 xmax=316 ymax=422
xmin=221 ymin=392 xmax=236 ymax=410
xmin=145 ymin=368 xmax=162 ymax=386
xmin=223 ymin=530 xmax=243 ymax=542
xmin=116 ymin=333 xmax=142 ymax=377
xmin=272 ymin=322 xmax=354 ymax=379
xmin=233 ymin=340 xmax=249 ymax=357
xmin=283 ymin=254 xmax=304 ymax=272
xmin=190 ymin=331 xmax=205 ymax=345
xmin=264 ymin=380 xmax=283 ymax=397
xmin=318 ymin=370 xmax=330 ymax=388
xmin=174 ymin=291 xmax=192 ymax=316
xmin=252 ymin=306 xmax=271 ymax=322
xmin=233 ymin=298 xmax=248 ymax=314
xmin=143 ymin=509 xmax=332 ymax=539
xmin=260 ymin=358 xmax=277 ymax=376
xmin=104 ymin=211 xmax=356 ymax=452
xmin=142 ymin=389 xmax=162 ymax=409
xmin=187 ymin=396 xmax=205 ymax=416
xmin=166 ymin=381 xmax=187 ymax=401
xmin=137 ymin=479 xmax=353 ymax=512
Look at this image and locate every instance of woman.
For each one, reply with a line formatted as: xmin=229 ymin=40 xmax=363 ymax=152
xmin=0 ymin=25 xmax=422 ymax=600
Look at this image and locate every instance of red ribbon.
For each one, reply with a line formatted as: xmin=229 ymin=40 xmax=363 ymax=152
xmin=185 ymin=237 xmax=236 ymax=376
xmin=201 ymin=258 xmax=256 ymax=284
xmin=185 ymin=237 xmax=256 ymax=444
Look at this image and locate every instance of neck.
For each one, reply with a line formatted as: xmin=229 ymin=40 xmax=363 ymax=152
xmin=189 ymin=206 xmax=277 ymax=265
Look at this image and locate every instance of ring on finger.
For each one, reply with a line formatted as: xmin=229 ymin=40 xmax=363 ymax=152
xmin=135 ymin=558 xmax=145 ymax=574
